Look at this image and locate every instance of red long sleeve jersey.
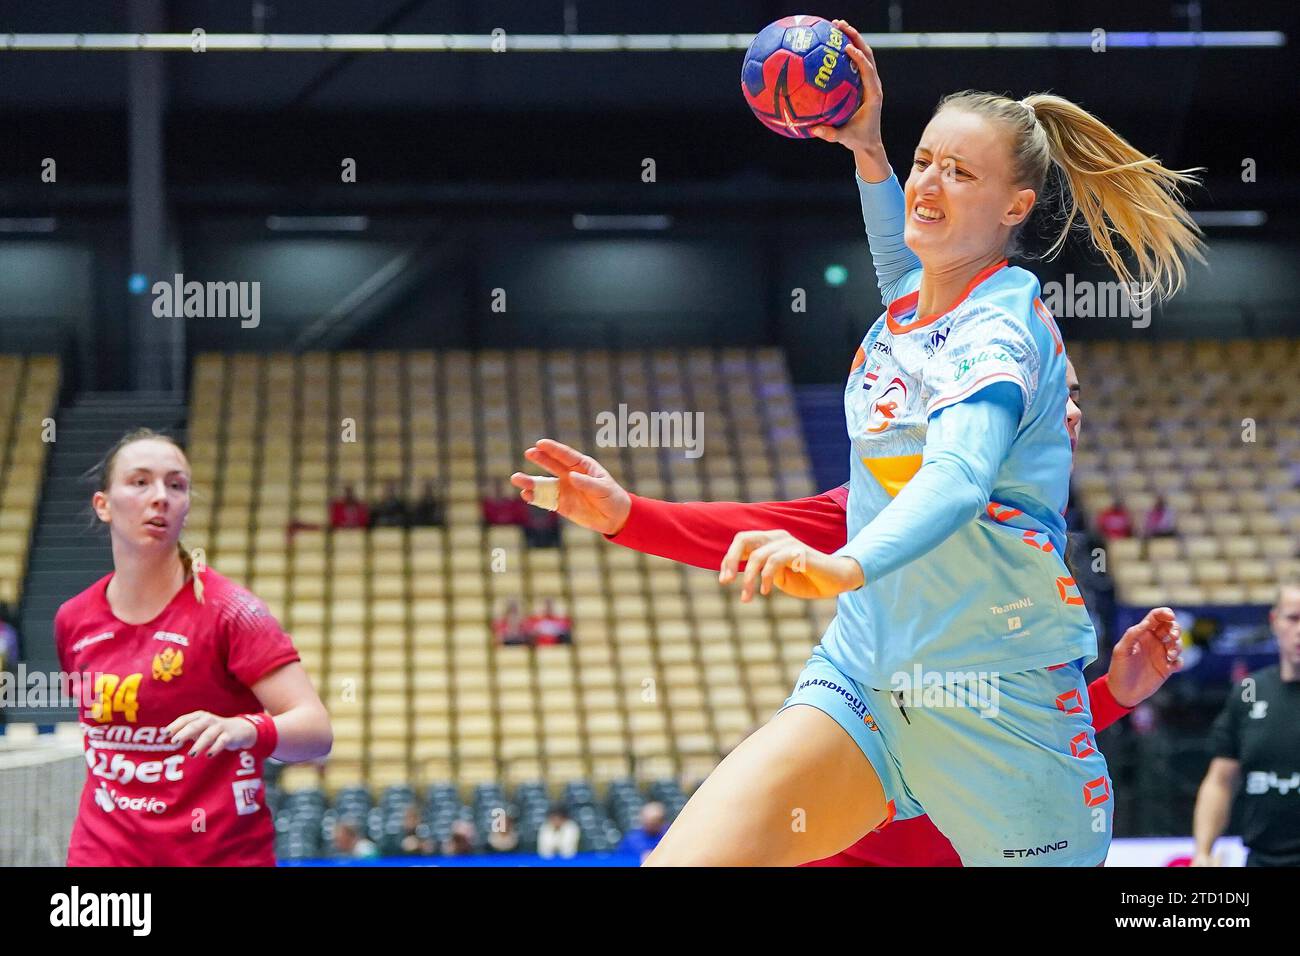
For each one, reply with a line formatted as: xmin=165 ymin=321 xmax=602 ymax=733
xmin=607 ymin=488 xmax=1132 ymax=867
xmin=55 ymin=568 xmax=300 ymax=866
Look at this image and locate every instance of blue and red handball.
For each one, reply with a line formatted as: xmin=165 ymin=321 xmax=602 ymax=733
xmin=741 ymin=15 xmax=862 ymax=139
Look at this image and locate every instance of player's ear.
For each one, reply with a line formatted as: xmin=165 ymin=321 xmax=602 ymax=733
xmin=1003 ymin=186 xmax=1036 ymax=227
xmin=91 ymin=490 xmax=111 ymax=524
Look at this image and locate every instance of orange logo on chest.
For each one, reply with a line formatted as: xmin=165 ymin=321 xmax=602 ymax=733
xmin=152 ymin=647 xmax=184 ymax=682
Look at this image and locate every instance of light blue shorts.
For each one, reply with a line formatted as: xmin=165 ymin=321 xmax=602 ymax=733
xmin=781 ymin=645 xmax=1112 ymax=866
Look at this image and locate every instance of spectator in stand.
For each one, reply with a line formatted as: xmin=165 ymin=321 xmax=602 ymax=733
xmin=523 ymin=500 xmax=562 ymax=548
xmin=0 ymin=603 xmax=16 ymax=736
xmin=1096 ymin=499 xmax=1134 ymax=540
xmin=526 ymin=598 xmax=573 ymax=646
xmin=334 ymin=818 xmax=379 ymax=859
xmin=494 ymin=599 xmax=530 ymax=646
xmin=485 ymin=811 xmax=521 ymax=854
xmin=398 ymin=805 xmax=435 ymax=856
xmin=0 ymin=602 xmax=18 ymax=671
xmin=370 ymin=480 xmax=409 ymax=528
xmin=618 ymin=801 xmax=667 ymax=863
xmin=482 ymin=479 xmax=525 ymax=527
xmin=1144 ymin=496 xmax=1177 ymax=539
xmin=410 ymin=478 xmax=446 ymax=527
xmin=442 ymin=819 xmax=478 ymax=857
xmin=536 ymin=805 xmax=581 ymax=859
xmin=329 ymin=485 xmax=370 ymax=529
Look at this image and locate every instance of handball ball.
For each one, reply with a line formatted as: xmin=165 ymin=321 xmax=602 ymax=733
xmin=741 ymin=15 xmax=862 ymax=139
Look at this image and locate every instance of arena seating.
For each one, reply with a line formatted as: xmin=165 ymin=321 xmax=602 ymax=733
xmin=1069 ymin=338 xmax=1300 ymax=608
xmin=0 ymin=355 xmax=60 ymax=606
xmin=267 ymin=774 xmax=689 ymax=858
xmin=184 ymin=348 xmax=827 ymax=801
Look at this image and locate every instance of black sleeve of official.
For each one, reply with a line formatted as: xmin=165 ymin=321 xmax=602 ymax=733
xmin=1207 ymin=681 xmax=1242 ymax=760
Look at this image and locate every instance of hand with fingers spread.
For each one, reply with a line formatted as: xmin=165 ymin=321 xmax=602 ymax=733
xmin=510 ymin=438 xmax=632 ymax=536
xmin=718 ymin=529 xmax=864 ymax=602
xmin=166 ymin=710 xmax=258 ymax=758
xmin=1107 ymin=606 xmax=1184 ymax=708
xmin=811 ymin=19 xmax=889 ymax=180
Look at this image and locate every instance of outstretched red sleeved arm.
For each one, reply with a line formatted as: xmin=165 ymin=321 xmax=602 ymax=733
xmin=605 ymin=485 xmax=1132 ymax=737
xmin=606 ymin=487 xmax=851 ymax=571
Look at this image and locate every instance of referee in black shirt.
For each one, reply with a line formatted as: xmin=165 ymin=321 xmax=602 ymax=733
xmin=1193 ymin=583 xmax=1300 ymax=866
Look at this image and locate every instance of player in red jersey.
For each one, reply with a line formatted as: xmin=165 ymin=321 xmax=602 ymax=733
xmin=55 ymin=429 xmax=332 ymax=866
xmin=511 ymin=362 xmax=1183 ymax=865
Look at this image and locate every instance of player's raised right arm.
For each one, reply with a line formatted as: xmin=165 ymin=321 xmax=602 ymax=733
xmin=811 ymin=20 xmax=920 ymax=303
xmin=811 ymin=20 xmax=888 ymax=179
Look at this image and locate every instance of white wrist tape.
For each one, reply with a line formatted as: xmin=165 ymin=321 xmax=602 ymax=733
xmin=531 ymin=476 xmax=560 ymax=511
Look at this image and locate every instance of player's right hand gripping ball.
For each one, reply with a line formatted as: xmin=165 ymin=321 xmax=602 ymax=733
xmin=741 ymin=15 xmax=862 ymax=139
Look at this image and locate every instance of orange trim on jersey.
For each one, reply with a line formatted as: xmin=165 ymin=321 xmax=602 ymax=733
xmin=872 ymin=798 xmax=897 ymax=832
xmin=850 ymin=345 xmax=866 ymax=373
xmin=1070 ymin=731 xmax=1097 ymax=760
xmin=1056 ymin=688 xmax=1085 ymax=715
xmin=1055 ymin=575 xmax=1086 ymax=606
xmin=987 ymin=501 xmax=1024 ymax=522
xmin=1032 ymin=298 xmax=1064 ymax=356
xmin=1022 ymin=529 xmax=1055 ymax=553
xmin=885 ymin=259 xmax=1009 ymax=335
xmin=862 ymin=454 xmax=924 ymax=497
xmin=1083 ymin=777 xmax=1111 ymax=807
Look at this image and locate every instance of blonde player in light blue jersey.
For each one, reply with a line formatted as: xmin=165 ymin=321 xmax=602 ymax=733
xmin=646 ymin=20 xmax=1204 ymax=867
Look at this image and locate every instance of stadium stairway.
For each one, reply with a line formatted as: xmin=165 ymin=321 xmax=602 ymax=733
xmin=10 ymin=392 xmax=186 ymax=723
xmin=794 ymin=384 xmax=848 ymax=494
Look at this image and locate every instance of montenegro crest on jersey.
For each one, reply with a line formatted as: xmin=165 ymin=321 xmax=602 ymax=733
xmin=152 ymin=647 xmax=184 ymax=682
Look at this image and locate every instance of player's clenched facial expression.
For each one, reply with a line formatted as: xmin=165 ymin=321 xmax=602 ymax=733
xmin=93 ymin=439 xmax=192 ymax=552
xmin=1271 ymin=587 xmax=1300 ymax=668
xmin=904 ymin=108 xmax=1036 ymax=268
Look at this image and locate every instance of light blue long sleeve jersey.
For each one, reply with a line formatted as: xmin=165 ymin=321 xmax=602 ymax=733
xmin=819 ymin=171 xmax=1096 ymax=689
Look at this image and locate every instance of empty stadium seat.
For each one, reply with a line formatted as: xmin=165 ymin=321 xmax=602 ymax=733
xmin=194 ymin=348 xmax=820 ymax=798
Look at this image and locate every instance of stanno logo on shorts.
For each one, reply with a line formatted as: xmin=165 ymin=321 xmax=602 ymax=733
xmin=1003 ymin=839 xmax=1068 ymax=858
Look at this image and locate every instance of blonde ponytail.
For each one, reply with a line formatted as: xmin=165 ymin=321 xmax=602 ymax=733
xmin=178 ymin=541 xmax=204 ymax=604
xmin=938 ymin=90 xmax=1206 ymax=303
